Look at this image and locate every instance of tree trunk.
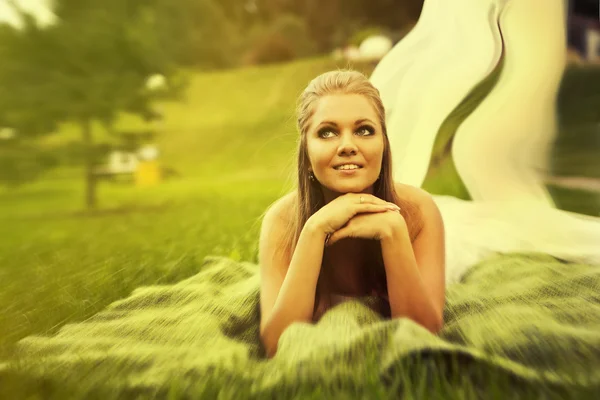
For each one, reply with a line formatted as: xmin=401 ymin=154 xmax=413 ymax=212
xmin=81 ymin=119 xmax=97 ymax=209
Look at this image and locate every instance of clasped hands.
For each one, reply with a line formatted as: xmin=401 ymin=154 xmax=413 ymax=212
xmin=310 ymin=193 xmax=408 ymax=247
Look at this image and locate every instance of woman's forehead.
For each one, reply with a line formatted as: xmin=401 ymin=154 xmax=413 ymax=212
xmin=311 ymin=94 xmax=378 ymax=125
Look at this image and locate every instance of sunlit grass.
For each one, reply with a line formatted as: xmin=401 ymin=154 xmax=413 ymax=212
xmin=0 ymin=56 xmax=379 ymax=356
xmin=0 ymin=57 xmax=598 ymax=398
xmin=0 ymin=176 xmax=286 ymax=357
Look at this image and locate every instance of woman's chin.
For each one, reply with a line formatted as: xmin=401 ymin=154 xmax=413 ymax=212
xmin=325 ymin=182 xmax=374 ymax=194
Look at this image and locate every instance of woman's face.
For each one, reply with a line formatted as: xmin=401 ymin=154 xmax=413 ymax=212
xmin=306 ymin=94 xmax=384 ymax=199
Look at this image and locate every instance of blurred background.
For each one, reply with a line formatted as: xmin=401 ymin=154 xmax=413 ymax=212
xmin=0 ymin=0 xmax=598 ymax=358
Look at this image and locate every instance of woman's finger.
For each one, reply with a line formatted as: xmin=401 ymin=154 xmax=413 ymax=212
xmin=327 ymin=227 xmax=350 ymax=246
xmin=365 ymin=202 xmax=400 ymax=212
xmin=355 ymin=193 xmax=384 ymax=204
xmin=353 ymin=204 xmax=395 ymax=215
xmin=353 ymin=194 xmax=400 ymax=210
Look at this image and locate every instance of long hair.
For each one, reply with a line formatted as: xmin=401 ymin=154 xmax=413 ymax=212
xmin=280 ymin=70 xmax=422 ymax=317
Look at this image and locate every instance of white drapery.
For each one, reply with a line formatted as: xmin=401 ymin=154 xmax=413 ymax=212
xmin=370 ymin=0 xmax=600 ymax=283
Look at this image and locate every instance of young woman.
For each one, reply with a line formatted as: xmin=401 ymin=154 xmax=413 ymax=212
xmin=258 ymin=70 xmax=446 ymax=358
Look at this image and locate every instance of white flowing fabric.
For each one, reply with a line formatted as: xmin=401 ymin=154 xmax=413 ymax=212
xmin=371 ymin=0 xmax=504 ymax=188
xmin=371 ymin=0 xmax=600 ymax=283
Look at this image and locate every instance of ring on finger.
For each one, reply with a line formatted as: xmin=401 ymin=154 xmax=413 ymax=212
xmin=360 ymin=196 xmax=364 ymax=204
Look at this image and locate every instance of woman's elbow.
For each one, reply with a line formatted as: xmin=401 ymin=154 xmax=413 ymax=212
xmin=415 ymin=315 xmax=443 ymax=334
xmin=404 ymin=308 xmax=444 ymax=333
xmin=391 ymin=313 xmax=443 ymax=334
xmin=262 ymin=339 xmax=278 ymax=359
xmin=259 ymin=328 xmax=279 ymax=359
xmin=428 ymin=307 xmax=444 ymax=334
xmin=429 ymin=315 xmax=444 ymax=334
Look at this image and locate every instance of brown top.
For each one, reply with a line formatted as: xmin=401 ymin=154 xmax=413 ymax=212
xmin=308 ymin=182 xmax=425 ymax=322
xmin=313 ymin=289 xmax=390 ymax=322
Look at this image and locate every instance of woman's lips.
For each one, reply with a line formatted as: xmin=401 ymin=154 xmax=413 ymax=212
xmin=334 ymin=167 xmax=362 ymax=175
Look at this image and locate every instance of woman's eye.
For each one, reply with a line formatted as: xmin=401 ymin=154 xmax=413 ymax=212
xmin=318 ymin=128 xmax=335 ymax=138
xmin=357 ymin=126 xmax=375 ymax=136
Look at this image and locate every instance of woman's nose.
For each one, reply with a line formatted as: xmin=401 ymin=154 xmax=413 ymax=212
xmin=338 ymin=131 xmax=358 ymax=155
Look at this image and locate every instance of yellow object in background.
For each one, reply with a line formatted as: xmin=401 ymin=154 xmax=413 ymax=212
xmin=135 ymin=160 xmax=161 ymax=187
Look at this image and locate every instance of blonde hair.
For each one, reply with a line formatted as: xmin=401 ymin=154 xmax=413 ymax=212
xmin=282 ymin=70 xmax=422 ymax=316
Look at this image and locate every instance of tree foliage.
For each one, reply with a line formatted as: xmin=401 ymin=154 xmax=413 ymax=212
xmin=0 ymin=0 xmax=423 ymax=206
xmin=0 ymin=0 xmax=184 ymax=207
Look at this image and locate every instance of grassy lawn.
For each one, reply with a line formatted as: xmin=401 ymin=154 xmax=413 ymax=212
xmin=0 ymin=56 xmax=378 ymax=356
xmin=0 ymin=177 xmax=283 ymax=355
xmin=0 ymin=56 xmax=598 ymax=397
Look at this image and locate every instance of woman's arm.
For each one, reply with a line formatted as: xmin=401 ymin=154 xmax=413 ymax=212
xmin=380 ymin=193 xmax=446 ymax=333
xmin=260 ymin=193 xmax=397 ymax=357
xmin=259 ymin=210 xmax=327 ymax=358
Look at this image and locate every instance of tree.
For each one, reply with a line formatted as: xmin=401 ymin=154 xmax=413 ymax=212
xmin=150 ymin=0 xmax=241 ymax=69
xmin=0 ymin=0 xmax=185 ymax=209
xmin=251 ymin=0 xmax=424 ymax=51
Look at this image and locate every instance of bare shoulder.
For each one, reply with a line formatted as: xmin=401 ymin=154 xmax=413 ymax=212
xmin=260 ymin=191 xmax=296 ymax=248
xmin=392 ymin=182 xmax=434 ymax=241
xmin=393 ymin=182 xmax=444 ymax=241
xmin=259 ymin=191 xmax=296 ymax=267
xmin=393 ymin=182 xmax=433 ymax=210
xmin=265 ymin=191 xmax=296 ymax=222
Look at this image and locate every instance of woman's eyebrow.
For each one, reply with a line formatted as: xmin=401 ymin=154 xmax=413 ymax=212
xmin=354 ymin=118 xmax=375 ymax=125
xmin=316 ymin=118 xmax=375 ymax=128
xmin=316 ymin=121 xmax=338 ymax=128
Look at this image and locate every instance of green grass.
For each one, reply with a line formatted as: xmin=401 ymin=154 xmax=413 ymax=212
xmin=0 ymin=345 xmax=593 ymax=399
xmin=41 ymin=57 xmax=377 ymax=178
xmin=0 ymin=56 xmax=377 ymax=356
xmin=0 ymin=57 xmax=599 ymax=398
xmin=0 ymin=177 xmax=281 ymax=356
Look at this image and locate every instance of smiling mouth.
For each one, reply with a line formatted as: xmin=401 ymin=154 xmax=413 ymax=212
xmin=333 ymin=165 xmax=363 ymax=171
